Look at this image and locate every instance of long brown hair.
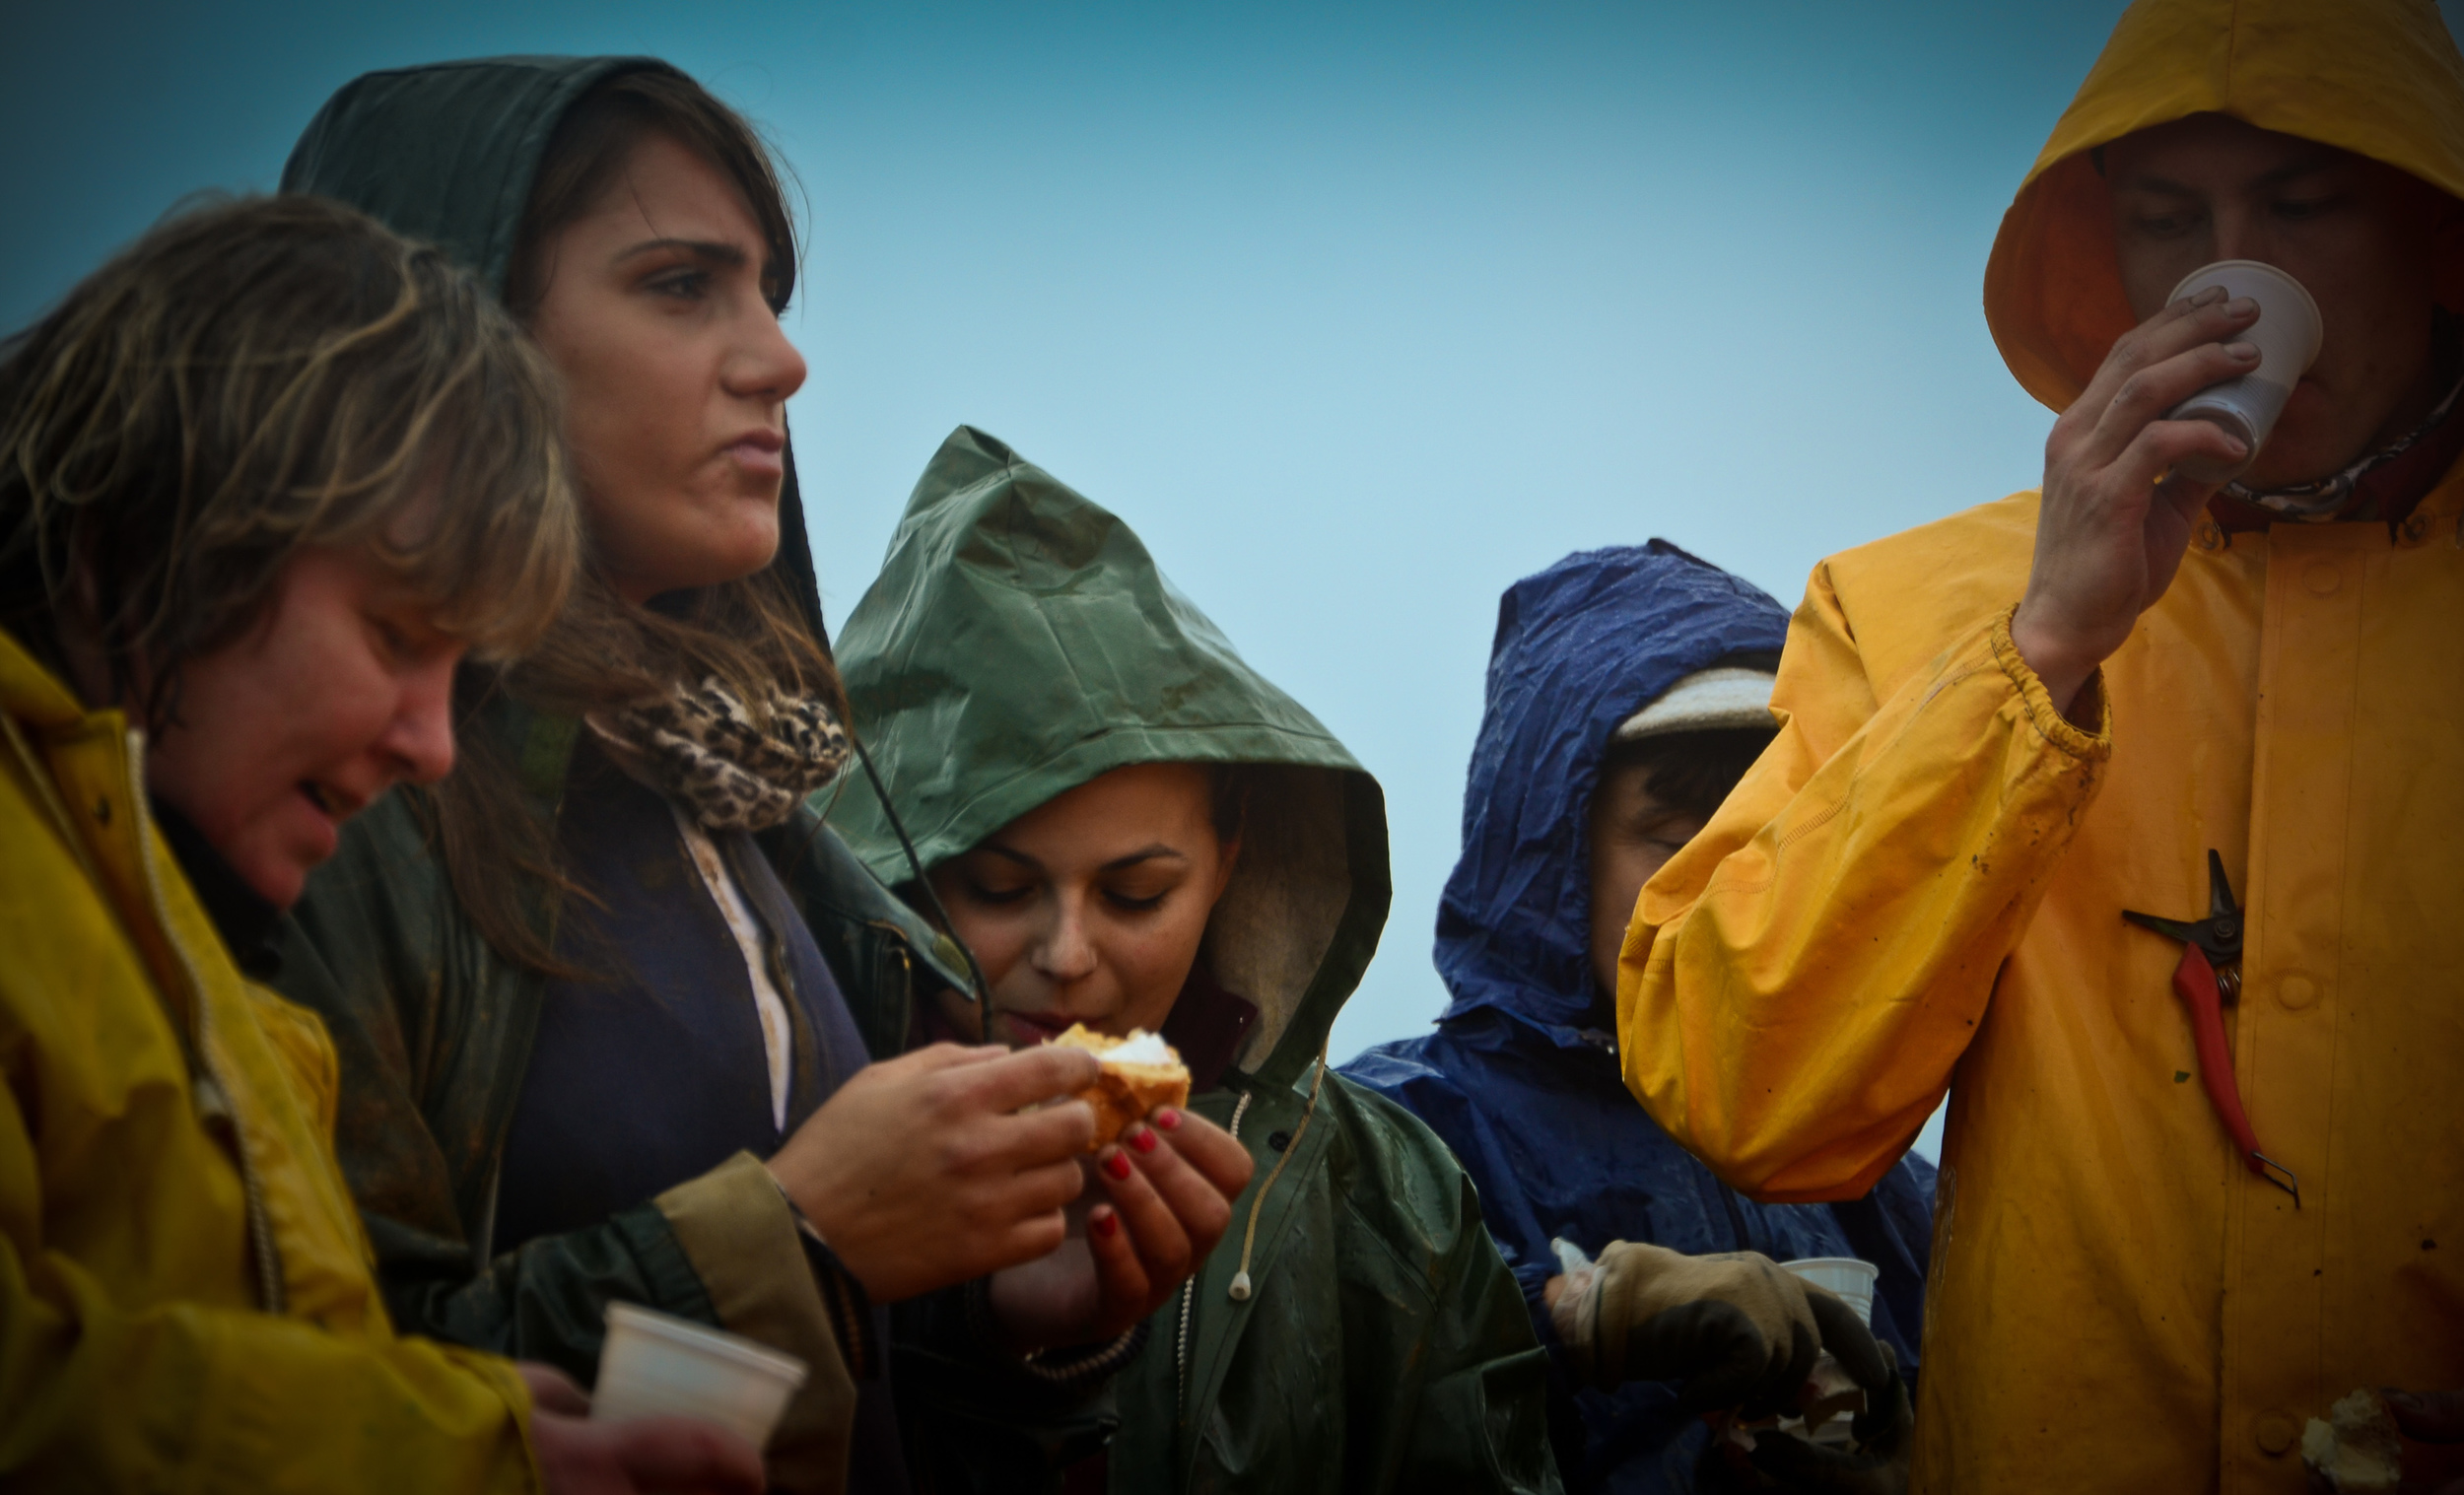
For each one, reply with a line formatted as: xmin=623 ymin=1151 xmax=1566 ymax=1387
xmin=0 ymin=195 xmax=576 ymax=721
xmin=424 ymin=68 xmax=847 ymax=973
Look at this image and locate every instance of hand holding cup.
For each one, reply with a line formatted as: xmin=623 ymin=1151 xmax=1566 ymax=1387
xmin=2014 ymin=284 xmax=2274 ymax=716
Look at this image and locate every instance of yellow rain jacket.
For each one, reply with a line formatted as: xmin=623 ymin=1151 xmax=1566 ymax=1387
xmin=0 ymin=627 xmax=541 ymax=1491
xmin=1616 ymin=1 xmax=2464 ymax=1490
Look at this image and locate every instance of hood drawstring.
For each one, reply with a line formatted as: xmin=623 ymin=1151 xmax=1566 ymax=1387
xmin=848 ymin=732 xmax=992 ymax=1039
xmin=1227 ymin=1037 xmax=1330 ymax=1303
xmin=1179 ymin=1087 xmax=1254 ymax=1412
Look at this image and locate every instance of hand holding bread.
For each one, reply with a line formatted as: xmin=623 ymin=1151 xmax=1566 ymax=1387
xmin=1048 ymin=1024 xmax=1192 ymax=1150
xmin=765 ymin=1042 xmax=1103 ymax=1303
xmin=986 ymin=1028 xmax=1252 ymax=1351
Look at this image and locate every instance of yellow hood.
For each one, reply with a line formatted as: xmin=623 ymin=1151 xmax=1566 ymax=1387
xmin=1984 ymin=0 xmax=2464 ymax=413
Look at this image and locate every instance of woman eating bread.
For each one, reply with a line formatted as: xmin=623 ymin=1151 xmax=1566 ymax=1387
xmin=831 ymin=426 xmax=1561 ymax=1495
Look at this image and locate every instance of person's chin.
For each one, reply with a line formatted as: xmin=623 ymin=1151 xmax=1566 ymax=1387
xmin=234 ymin=799 xmax=341 ymax=909
xmin=2241 ymin=404 xmax=2354 ymax=488
xmin=691 ymin=504 xmax=782 ymax=586
xmin=225 ymin=841 xmax=313 ymax=911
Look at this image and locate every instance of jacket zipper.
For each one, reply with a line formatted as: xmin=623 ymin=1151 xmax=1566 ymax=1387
xmin=1179 ymin=1088 xmax=1253 ymax=1411
xmin=126 ymin=731 xmax=286 ymax=1313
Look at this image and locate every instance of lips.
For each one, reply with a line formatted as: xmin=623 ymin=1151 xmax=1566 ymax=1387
xmin=723 ymin=428 xmax=786 ymax=477
xmin=298 ymin=780 xmax=372 ymax=825
xmin=1000 ymin=1008 xmax=1076 ymax=1044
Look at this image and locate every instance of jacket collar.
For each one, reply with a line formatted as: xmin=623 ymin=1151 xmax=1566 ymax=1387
xmin=0 ymin=623 xmax=90 ymax=731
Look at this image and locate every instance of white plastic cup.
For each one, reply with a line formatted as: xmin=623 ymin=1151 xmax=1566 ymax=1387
xmin=591 ymin=1302 xmax=808 ymax=1450
xmin=2162 ymin=259 xmax=2324 ymax=484
xmin=1781 ymin=1257 xmax=1880 ymax=1327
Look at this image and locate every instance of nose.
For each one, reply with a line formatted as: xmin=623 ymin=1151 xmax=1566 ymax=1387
xmin=380 ymin=649 xmax=461 ymax=787
xmin=1029 ymin=892 xmax=1100 ymax=985
xmin=724 ymin=302 xmax=808 ymax=406
xmin=2208 ymin=201 xmax=2276 ymax=266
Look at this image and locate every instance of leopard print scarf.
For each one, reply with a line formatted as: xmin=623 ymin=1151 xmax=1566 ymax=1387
xmin=587 ymin=676 xmax=852 ymax=832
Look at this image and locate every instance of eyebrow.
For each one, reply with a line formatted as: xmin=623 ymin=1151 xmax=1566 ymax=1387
xmin=974 ymin=843 xmax=1190 ymax=874
xmin=2122 ymin=154 xmax=2345 ymax=196
xmin=1102 ymin=845 xmax=1188 ymax=872
xmin=611 ymin=237 xmax=750 ymax=268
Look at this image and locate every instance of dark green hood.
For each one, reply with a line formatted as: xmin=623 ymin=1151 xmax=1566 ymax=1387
xmin=281 ymin=56 xmax=827 ymax=637
xmin=828 ymin=427 xmax=1391 ymax=1089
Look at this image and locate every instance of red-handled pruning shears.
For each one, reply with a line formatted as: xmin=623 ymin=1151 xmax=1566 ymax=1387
xmin=2123 ymin=849 xmax=2299 ymax=1206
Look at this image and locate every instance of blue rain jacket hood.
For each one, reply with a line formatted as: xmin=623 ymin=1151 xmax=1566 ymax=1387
xmin=1436 ymin=541 xmax=1787 ymax=1044
xmin=1342 ymin=544 xmax=1934 ymax=1495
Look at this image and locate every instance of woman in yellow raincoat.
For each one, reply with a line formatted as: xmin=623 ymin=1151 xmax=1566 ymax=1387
xmin=1609 ymin=0 xmax=2464 ymax=1489
xmin=0 ymin=196 xmax=757 ymax=1491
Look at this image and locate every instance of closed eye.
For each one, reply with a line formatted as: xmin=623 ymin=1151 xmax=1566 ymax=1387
xmin=374 ymin=619 xmax=411 ymax=660
xmin=2128 ymin=208 xmax=2204 ymax=238
xmin=2273 ymin=193 xmax=2345 ymax=223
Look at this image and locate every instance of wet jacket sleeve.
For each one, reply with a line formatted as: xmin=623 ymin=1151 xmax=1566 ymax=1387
xmin=1617 ymin=571 xmax=2110 ymax=1201
xmin=0 ymin=1084 xmax=541 ymax=1492
xmin=1330 ymin=1088 xmax=1562 ymax=1495
xmin=273 ymin=803 xmax=858 ymax=1494
xmin=1390 ymin=1174 xmax=1565 ymax=1495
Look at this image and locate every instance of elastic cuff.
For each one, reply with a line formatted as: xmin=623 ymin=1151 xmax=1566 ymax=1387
xmin=1988 ymin=607 xmax=2112 ymax=761
xmin=650 ymin=1150 xmax=858 ymax=1388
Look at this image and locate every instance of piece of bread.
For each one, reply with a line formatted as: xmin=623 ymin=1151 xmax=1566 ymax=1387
xmin=2301 ymin=1389 xmax=2403 ymax=1493
xmin=1050 ymin=1024 xmax=1191 ymax=1151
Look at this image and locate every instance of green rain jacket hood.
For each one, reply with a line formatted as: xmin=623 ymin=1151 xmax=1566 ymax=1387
xmin=270 ymin=58 xmax=975 ymax=1495
xmin=282 ymin=55 xmax=830 ymax=633
xmin=829 ymin=426 xmax=1384 ymax=1092
xmin=831 ymin=428 xmax=1559 ymax=1495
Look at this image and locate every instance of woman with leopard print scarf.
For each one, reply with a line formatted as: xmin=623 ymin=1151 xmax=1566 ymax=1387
xmin=272 ymin=59 xmax=1249 ymax=1494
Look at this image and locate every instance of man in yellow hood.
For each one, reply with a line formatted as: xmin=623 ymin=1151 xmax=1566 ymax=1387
xmin=1612 ymin=0 xmax=2464 ymax=1489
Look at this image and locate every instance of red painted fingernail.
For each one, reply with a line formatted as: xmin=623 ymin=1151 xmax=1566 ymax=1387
xmin=1131 ymin=1125 xmax=1159 ymax=1153
xmin=1103 ymin=1149 xmax=1132 ymax=1180
xmin=1092 ymin=1210 xmax=1120 ymax=1239
xmin=1154 ymin=1108 xmax=1182 ymax=1130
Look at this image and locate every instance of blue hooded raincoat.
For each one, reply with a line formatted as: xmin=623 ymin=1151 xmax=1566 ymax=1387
xmin=1341 ymin=543 xmax=1937 ymax=1494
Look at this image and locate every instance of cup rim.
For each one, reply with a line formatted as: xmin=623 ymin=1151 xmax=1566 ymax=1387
xmin=604 ymin=1301 xmax=809 ymax=1385
xmin=2164 ymin=258 xmax=2323 ymax=363
xmin=1777 ymin=1256 xmax=1881 ymax=1281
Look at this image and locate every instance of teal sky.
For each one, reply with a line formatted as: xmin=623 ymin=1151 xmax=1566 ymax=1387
xmin=19 ymin=3 xmax=2451 ymax=1162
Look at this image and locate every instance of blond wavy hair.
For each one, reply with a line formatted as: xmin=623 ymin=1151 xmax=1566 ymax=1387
xmin=0 ymin=194 xmax=579 ymax=725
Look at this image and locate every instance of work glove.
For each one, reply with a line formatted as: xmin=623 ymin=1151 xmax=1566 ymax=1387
xmin=1697 ymin=1343 xmax=1915 ymax=1495
xmin=1549 ymin=1242 xmax=1892 ymax=1419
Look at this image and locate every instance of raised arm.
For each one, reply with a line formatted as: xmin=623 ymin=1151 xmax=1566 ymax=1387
xmin=1616 ymin=567 xmax=2109 ymax=1202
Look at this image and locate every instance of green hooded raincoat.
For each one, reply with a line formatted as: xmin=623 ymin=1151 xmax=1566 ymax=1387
xmin=829 ymin=428 xmax=1561 ymax=1495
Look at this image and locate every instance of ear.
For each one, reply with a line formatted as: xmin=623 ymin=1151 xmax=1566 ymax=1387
xmin=1207 ymin=832 xmax=1243 ymax=909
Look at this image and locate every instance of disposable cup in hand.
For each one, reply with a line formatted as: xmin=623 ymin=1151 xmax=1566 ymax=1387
xmin=1780 ymin=1257 xmax=1880 ymax=1327
xmin=2162 ymin=259 xmax=2323 ymax=484
xmin=592 ymin=1302 xmax=808 ymax=1450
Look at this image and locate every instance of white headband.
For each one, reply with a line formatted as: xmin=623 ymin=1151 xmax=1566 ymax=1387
xmin=1609 ymin=667 xmax=1779 ymax=744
